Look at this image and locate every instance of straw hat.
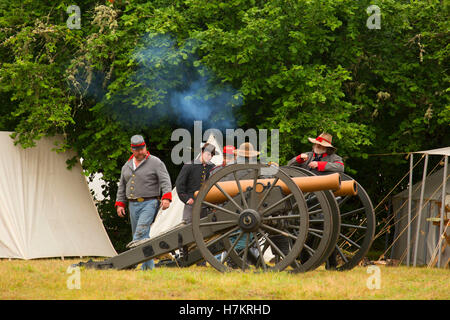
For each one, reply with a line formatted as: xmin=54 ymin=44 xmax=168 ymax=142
xmin=234 ymin=142 xmax=260 ymax=158
xmin=308 ymin=133 xmax=336 ymax=149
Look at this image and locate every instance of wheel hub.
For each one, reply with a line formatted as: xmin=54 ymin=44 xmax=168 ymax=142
xmin=238 ymin=209 xmax=261 ymax=232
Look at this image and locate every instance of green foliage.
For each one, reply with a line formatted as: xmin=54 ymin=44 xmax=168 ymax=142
xmin=0 ymin=0 xmax=448 ymax=250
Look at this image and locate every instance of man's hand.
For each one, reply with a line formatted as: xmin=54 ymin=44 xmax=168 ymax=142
xmin=117 ymin=206 xmax=126 ymax=217
xmin=308 ymin=161 xmax=318 ymax=169
xmin=160 ymin=199 xmax=171 ymax=210
xmin=186 ymin=198 xmax=194 ymax=205
xmin=300 ymin=153 xmax=309 ymax=160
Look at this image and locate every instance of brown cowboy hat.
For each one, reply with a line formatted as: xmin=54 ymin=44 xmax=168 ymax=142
xmin=234 ymin=142 xmax=260 ymax=158
xmin=308 ymin=132 xmax=336 ymax=149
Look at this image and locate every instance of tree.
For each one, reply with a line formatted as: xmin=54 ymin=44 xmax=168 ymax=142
xmin=1 ymin=0 xmax=448 ymax=251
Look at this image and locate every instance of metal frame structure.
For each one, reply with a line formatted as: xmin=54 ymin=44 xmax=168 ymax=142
xmin=408 ymin=148 xmax=450 ymax=268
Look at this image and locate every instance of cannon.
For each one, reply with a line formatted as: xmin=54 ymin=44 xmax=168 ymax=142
xmin=78 ymin=164 xmax=374 ymax=272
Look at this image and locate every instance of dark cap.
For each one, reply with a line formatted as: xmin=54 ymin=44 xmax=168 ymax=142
xmin=201 ymin=142 xmax=216 ymax=156
xmin=130 ymin=135 xmax=146 ymax=149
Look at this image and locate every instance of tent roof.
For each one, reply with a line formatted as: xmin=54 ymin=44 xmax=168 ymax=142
xmin=393 ymin=168 xmax=450 ymax=201
xmin=413 ymin=147 xmax=450 ymax=156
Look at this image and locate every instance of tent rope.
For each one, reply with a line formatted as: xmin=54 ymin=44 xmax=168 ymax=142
xmin=367 ymin=152 xmax=411 ymax=157
xmin=427 ymin=221 xmax=449 ymax=268
xmin=378 ymin=174 xmax=449 ymax=262
xmin=339 ymin=155 xmax=428 ymax=247
xmin=373 ymin=154 xmax=424 ymax=212
xmin=373 ymin=158 xmax=443 ymax=241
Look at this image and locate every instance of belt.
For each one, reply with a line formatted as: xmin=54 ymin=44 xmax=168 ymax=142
xmin=128 ymin=196 xmax=159 ymax=202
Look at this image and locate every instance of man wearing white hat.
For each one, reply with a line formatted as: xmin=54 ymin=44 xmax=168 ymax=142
xmin=115 ymin=134 xmax=172 ymax=270
xmin=288 ymin=132 xmax=344 ymax=173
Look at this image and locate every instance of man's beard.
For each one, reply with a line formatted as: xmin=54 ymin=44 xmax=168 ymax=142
xmin=313 ymin=145 xmax=326 ymax=154
xmin=135 ymin=154 xmax=146 ymax=161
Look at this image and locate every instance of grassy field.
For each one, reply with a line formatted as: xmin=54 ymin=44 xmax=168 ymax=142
xmin=0 ymin=258 xmax=448 ymax=300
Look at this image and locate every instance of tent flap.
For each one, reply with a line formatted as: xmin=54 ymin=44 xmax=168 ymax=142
xmin=0 ymin=132 xmax=117 ymax=259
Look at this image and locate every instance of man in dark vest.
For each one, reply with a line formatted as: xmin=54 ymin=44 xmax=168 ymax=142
xmin=175 ymin=142 xmax=216 ymax=225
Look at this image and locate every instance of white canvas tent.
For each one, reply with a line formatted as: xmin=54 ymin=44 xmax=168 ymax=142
xmin=150 ymin=133 xmax=223 ymax=238
xmin=0 ymin=132 xmax=117 ymax=259
xmin=390 ymin=148 xmax=450 ymax=267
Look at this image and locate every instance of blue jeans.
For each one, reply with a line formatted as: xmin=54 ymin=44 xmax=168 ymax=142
xmin=129 ymin=199 xmax=159 ymax=270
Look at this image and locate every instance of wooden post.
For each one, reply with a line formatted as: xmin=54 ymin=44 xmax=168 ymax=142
xmin=407 ymin=153 xmax=413 ymax=266
xmin=413 ymin=154 xmax=428 ymax=267
xmin=438 ymin=156 xmax=448 ymax=268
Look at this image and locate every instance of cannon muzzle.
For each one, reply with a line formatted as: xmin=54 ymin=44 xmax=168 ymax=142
xmin=333 ymin=180 xmax=358 ymax=196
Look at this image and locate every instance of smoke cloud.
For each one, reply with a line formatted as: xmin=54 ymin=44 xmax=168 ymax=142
xmin=129 ymin=33 xmax=243 ymax=131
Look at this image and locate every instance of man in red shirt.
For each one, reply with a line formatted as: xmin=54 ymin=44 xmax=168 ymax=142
xmin=288 ymin=132 xmax=344 ymax=174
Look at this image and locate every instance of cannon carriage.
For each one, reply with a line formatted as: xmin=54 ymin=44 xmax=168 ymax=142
xmin=79 ymin=164 xmax=375 ymax=272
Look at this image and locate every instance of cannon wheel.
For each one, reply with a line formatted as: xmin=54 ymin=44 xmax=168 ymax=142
xmin=282 ymin=166 xmax=341 ymax=271
xmin=192 ymin=164 xmax=309 ymax=272
xmin=332 ymin=173 xmax=375 ymax=270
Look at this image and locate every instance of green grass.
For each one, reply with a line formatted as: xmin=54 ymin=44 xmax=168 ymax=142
xmin=0 ymin=258 xmax=448 ymax=300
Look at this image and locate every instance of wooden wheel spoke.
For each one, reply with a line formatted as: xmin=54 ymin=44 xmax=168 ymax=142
xmin=250 ymin=169 xmax=259 ymax=205
xmin=340 ymin=223 xmax=367 ymax=230
xmin=308 ymin=231 xmax=323 ymax=239
xmin=337 ymin=196 xmax=350 ymax=207
xmin=221 ymin=232 xmax=244 ymax=264
xmin=335 ymin=245 xmax=349 ymax=263
xmin=242 ymin=234 xmax=251 ymax=270
xmin=205 ymin=226 xmax=240 ymax=248
xmin=262 ymin=214 xmax=302 ymax=221
xmin=214 ymin=182 xmax=243 ymax=212
xmin=252 ymin=232 xmax=267 ymax=271
xmin=340 ymin=207 xmax=365 ymax=218
xmin=257 ymin=177 xmax=280 ymax=210
xmin=259 ymin=229 xmax=286 ymax=259
xmin=202 ymin=200 xmax=240 ymax=218
xmin=303 ymin=243 xmax=315 ymax=256
xmin=291 ymin=197 xmax=319 ymax=211
xmin=233 ymin=171 xmax=249 ymax=209
xmin=308 ymin=209 xmax=323 ymax=215
xmin=307 ymin=201 xmax=322 ymax=212
xmin=199 ymin=220 xmax=238 ymax=227
xmin=262 ymin=193 xmax=294 ymax=216
xmin=237 ymin=235 xmax=258 ymax=256
xmin=339 ymin=233 xmax=361 ymax=249
xmin=260 ymin=223 xmax=298 ymax=241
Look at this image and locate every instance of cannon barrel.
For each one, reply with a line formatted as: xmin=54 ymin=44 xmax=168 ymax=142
xmin=195 ymin=173 xmax=347 ymax=204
